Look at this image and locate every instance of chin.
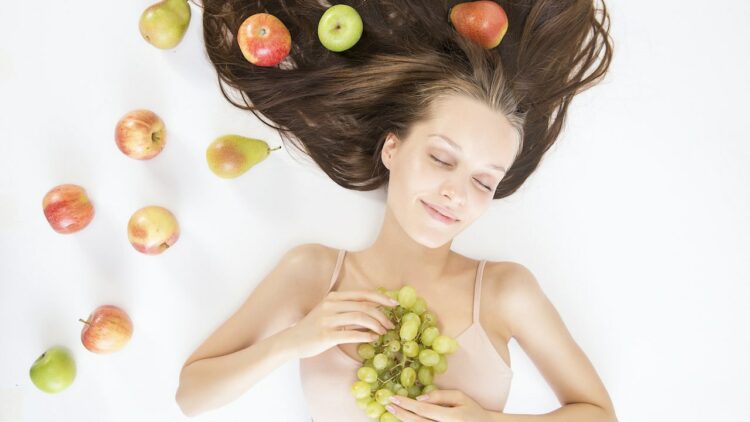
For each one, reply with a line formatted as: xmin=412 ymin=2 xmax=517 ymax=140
xmin=410 ymin=222 xmax=458 ymax=249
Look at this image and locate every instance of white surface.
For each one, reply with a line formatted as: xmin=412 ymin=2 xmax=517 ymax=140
xmin=1 ymin=0 xmax=749 ymax=421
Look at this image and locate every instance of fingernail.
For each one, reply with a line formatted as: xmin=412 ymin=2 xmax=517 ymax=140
xmin=389 ymin=396 xmax=400 ymax=404
xmin=385 ymin=405 xmax=395 ymax=413
xmin=416 ymin=395 xmax=428 ymax=401
xmin=389 ymin=299 xmax=399 ymax=305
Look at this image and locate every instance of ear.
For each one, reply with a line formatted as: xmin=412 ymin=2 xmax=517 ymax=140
xmin=381 ymin=133 xmax=399 ymax=170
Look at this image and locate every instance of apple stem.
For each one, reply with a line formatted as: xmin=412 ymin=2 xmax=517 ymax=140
xmin=269 ymin=146 xmax=282 ymax=152
xmin=79 ymin=318 xmax=91 ymax=326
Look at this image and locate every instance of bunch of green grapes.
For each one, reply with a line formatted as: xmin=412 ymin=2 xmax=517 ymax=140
xmin=349 ymin=285 xmax=460 ymax=421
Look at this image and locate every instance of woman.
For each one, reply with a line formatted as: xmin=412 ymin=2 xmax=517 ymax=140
xmin=176 ymin=0 xmax=616 ymax=420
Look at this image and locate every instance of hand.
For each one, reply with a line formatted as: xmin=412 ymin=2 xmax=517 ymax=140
xmin=384 ymin=389 xmax=496 ymax=422
xmin=289 ymin=290 xmax=398 ymax=359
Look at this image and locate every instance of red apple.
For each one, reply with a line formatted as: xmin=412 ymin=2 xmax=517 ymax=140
xmin=114 ymin=109 xmax=166 ymax=160
xmin=42 ymin=184 xmax=95 ymax=234
xmin=237 ymin=13 xmax=292 ymax=67
xmin=449 ymin=1 xmax=509 ymax=49
xmin=127 ymin=205 xmax=180 ymax=255
xmin=79 ymin=305 xmax=133 ymax=354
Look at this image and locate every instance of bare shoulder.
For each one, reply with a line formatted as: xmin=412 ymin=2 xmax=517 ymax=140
xmin=280 ymin=243 xmax=340 ymax=310
xmin=482 ymin=260 xmax=617 ymax=415
xmin=482 ymin=260 xmax=545 ymax=338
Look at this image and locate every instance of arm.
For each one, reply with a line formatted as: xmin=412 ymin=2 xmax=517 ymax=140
xmin=175 ymin=243 xmax=327 ymax=417
xmin=488 ymin=263 xmax=618 ymax=422
xmin=489 ymin=403 xmax=615 ymax=422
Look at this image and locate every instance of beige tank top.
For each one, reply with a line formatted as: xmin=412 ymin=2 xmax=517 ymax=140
xmin=299 ymin=249 xmax=513 ymax=421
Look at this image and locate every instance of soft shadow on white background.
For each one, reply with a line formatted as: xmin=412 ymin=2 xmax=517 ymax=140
xmin=1 ymin=1 xmax=748 ymax=421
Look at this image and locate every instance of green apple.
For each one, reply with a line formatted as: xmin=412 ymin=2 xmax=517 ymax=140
xmin=29 ymin=346 xmax=76 ymax=393
xmin=317 ymin=4 xmax=363 ymax=52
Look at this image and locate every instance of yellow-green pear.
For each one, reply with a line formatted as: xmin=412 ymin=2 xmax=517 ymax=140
xmin=139 ymin=0 xmax=191 ymax=50
xmin=206 ymin=135 xmax=282 ymax=178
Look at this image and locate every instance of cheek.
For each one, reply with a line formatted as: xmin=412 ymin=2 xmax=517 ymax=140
xmin=392 ymin=159 xmax=431 ymax=194
xmin=411 ymin=159 xmax=446 ymax=189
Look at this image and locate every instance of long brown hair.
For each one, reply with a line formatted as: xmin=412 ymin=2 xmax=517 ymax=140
xmin=199 ymin=0 xmax=613 ymax=199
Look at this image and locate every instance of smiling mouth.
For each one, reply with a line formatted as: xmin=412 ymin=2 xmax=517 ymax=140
xmin=421 ymin=200 xmax=458 ymax=224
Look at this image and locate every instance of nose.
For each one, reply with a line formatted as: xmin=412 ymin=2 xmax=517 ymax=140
xmin=440 ymin=175 xmax=466 ymax=208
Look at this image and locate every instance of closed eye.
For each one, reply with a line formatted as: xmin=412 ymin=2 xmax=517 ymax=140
xmin=430 ymin=155 xmax=492 ymax=192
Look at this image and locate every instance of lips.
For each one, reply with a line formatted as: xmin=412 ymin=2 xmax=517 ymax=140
xmin=421 ymin=200 xmax=459 ymax=223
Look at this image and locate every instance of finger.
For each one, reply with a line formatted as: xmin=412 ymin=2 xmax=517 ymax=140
xmin=328 ymin=312 xmax=389 ymax=335
xmin=416 ymin=389 xmax=464 ymax=407
xmin=329 ymin=290 xmax=399 ymax=308
xmin=333 ymin=329 xmax=381 ymax=345
xmin=389 ymin=395 xmax=453 ymax=420
xmin=385 ymin=403 xmax=436 ymax=422
xmin=330 ymin=301 xmax=396 ymax=330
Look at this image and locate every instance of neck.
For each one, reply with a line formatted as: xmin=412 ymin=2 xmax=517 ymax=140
xmin=349 ymin=205 xmax=457 ymax=290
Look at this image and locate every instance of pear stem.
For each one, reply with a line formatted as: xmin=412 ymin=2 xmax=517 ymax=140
xmin=269 ymin=146 xmax=282 ymax=152
xmin=79 ymin=318 xmax=91 ymax=326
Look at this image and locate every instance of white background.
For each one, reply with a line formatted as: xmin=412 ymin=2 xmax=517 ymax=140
xmin=1 ymin=0 xmax=748 ymax=421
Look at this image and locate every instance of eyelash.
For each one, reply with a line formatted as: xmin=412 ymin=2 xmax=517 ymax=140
xmin=430 ymin=155 xmax=493 ymax=192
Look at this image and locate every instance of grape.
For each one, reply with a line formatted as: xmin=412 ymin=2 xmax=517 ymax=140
xmin=418 ymin=349 xmax=440 ymax=367
xmin=402 ymin=312 xmax=421 ymax=325
xmin=400 ymin=367 xmax=416 ymax=387
xmin=398 ymin=285 xmax=417 ymax=309
xmin=402 ymin=340 xmax=420 ymax=358
xmin=358 ymin=343 xmax=376 ymax=360
xmin=431 ymin=335 xmax=452 ymax=354
xmin=375 ymin=388 xmax=394 ymax=405
xmin=412 ymin=297 xmax=427 ymax=315
xmin=399 ymin=320 xmax=419 ymax=341
xmin=383 ymin=330 xmax=399 ymax=343
xmin=351 ymin=381 xmax=371 ymax=399
xmin=373 ymin=353 xmax=388 ymax=371
xmin=351 ymin=285 xmax=459 ymax=420
xmin=355 ymin=396 xmax=371 ymax=409
xmin=358 ymin=367 xmax=378 ymax=383
xmin=417 ymin=366 xmax=433 ymax=385
xmin=393 ymin=306 xmax=406 ymax=319
xmin=420 ymin=326 xmax=439 ymax=347
xmin=433 ymin=354 xmax=448 ymax=374
xmin=366 ymin=401 xmax=386 ymax=418
xmin=407 ymin=384 xmax=422 ymax=398
xmin=421 ymin=312 xmax=437 ymax=326
xmin=380 ymin=413 xmax=400 ymax=422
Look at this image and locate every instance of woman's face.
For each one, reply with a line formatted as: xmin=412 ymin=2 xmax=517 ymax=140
xmin=382 ymin=94 xmax=520 ymax=248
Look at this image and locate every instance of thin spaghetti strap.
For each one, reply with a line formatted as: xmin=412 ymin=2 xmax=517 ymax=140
xmin=327 ymin=249 xmax=346 ymax=292
xmin=472 ymin=260 xmax=486 ymax=323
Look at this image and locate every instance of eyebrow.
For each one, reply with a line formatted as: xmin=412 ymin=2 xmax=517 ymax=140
xmin=428 ymin=133 xmax=507 ymax=173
